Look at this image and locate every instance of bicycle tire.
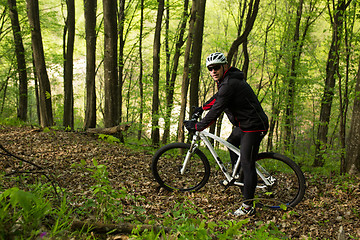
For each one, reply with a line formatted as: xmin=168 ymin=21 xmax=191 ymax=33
xmin=254 ymin=152 xmax=306 ymax=209
xmin=151 ymin=142 xmax=210 ymax=192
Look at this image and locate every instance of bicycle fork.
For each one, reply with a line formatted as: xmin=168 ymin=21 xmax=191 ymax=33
xmin=180 ymin=133 xmax=199 ymax=175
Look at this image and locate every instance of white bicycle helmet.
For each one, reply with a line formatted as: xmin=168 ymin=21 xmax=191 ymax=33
xmin=206 ymin=52 xmax=228 ymax=67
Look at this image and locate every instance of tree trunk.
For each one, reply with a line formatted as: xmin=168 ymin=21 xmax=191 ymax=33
xmin=8 ymin=0 xmax=28 ymax=122
xmin=26 ymin=0 xmax=53 ymax=127
xmin=231 ymin=0 xmax=247 ymax=67
xmin=0 ymin=73 xmax=10 ymax=115
xmin=162 ymin=0 xmax=171 ymax=144
xmin=137 ymin=0 xmax=144 ymax=140
xmin=242 ymin=39 xmax=249 ymax=79
xmin=31 ymin=55 xmax=41 ymax=124
xmin=162 ymin=0 xmax=188 ymax=144
xmin=83 ymin=0 xmax=97 ymax=129
xmin=103 ymin=0 xmax=118 ymax=127
xmin=339 ymin=4 xmax=355 ymax=174
xmin=63 ymin=0 xmax=75 ymax=129
xmin=314 ymin=0 xmax=350 ymax=167
xmin=345 ymin=57 xmax=360 ymax=175
xmin=177 ymin=0 xmax=195 ymax=143
xmin=284 ymin=0 xmax=304 ymax=153
xmin=151 ymin=0 xmax=164 ymax=146
xmin=214 ymin=113 xmax=224 ymax=148
xmin=189 ymin=0 xmax=206 ymax=118
xmin=267 ymin=53 xmax=282 ymax=152
xmin=125 ymin=65 xmax=134 ymax=123
xmin=118 ymin=0 xmax=125 ymax=124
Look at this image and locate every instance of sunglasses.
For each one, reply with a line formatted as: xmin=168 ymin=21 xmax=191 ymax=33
xmin=207 ymin=65 xmax=222 ymax=71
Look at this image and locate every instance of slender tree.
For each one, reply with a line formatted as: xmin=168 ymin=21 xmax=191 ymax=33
xmin=8 ymin=0 xmax=28 ymax=121
xmin=239 ymin=0 xmax=254 ymax=78
xmin=177 ymin=0 xmax=196 ymax=143
xmin=283 ymin=0 xmax=304 ymax=153
xmin=345 ymin=57 xmax=360 ymax=175
xmin=118 ymin=0 xmax=125 ymax=124
xmin=83 ymin=0 xmax=97 ymax=129
xmin=0 ymin=68 xmax=11 ymax=116
xmin=314 ymin=0 xmax=352 ymax=167
xmin=227 ymin=0 xmax=260 ymax=64
xmin=162 ymin=0 xmax=170 ymax=144
xmin=339 ymin=2 xmax=356 ymax=173
xmin=188 ymin=0 xmax=206 ymax=118
xmin=103 ymin=0 xmax=118 ymax=127
xmin=137 ymin=0 xmax=144 ymax=140
xmin=32 ymin=54 xmax=41 ymax=124
xmin=162 ymin=0 xmax=189 ymax=144
xmin=26 ymin=0 xmax=54 ymax=127
xmin=63 ymin=0 xmax=75 ymax=129
xmin=285 ymin=0 xmax=321 ymax=153
xmin=229 ymin=0 xmax=246 ymax=67
xmin=151 ymin=0 xmax=164 ymax=146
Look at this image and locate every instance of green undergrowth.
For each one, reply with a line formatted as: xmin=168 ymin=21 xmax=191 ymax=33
xmin=130 ymin=200 xmax=286 ymax=240
xmin=0 ymin=158 xmax=287 ymax=239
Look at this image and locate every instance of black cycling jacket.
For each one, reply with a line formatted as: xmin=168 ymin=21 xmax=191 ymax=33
xmin=195 ymin=66 xmax=269 ymax=132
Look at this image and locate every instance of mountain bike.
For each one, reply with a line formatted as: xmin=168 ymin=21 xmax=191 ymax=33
xmin=151 ymin=115 xmax=306 ymax=209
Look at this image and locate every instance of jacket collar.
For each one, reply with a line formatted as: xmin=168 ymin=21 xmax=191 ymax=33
xmin=216 ymin=66 xmax=232 ymax=85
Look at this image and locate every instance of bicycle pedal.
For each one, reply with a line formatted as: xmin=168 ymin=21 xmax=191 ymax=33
xmin=220 ymin=179 xmax=237 ymax=192
xmin=219 ymin=179 xmax=228 ymax=186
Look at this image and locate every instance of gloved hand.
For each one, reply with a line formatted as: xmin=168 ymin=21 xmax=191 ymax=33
xmin=193 ymin=106 xmax=203 ymax=114
xmin=184 ymin=120 xmax=197 ymax=131
xmin=192 ymin=106 xmax=203 ymax=119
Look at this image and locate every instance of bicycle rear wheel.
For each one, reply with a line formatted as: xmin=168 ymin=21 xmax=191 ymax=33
xmin=151 ymin=142 xmax=210 ymax=192
xmin=254 ymin=152 xmax=305 ymax=209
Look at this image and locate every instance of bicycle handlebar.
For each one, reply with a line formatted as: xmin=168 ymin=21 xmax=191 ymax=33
xmin=183 ymin=111 xmax=201 ymax=132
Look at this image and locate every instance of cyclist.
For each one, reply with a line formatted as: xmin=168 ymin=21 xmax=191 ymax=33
xmin=185 ymin=52 xmax=269 ymax=216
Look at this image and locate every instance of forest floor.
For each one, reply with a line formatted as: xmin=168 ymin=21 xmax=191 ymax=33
xmin=1 ymin=126 xmax=359 ymax=239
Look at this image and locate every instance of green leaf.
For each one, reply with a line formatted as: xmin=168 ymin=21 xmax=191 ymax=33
xmin=45 ymin=91 xmax=51 ymax=99
xmin=93 ymin=158 xmax=98 ymax=166
xmin=280 ymin=204 xmax=287 ymax=210
xmin=9 ymin=188 xmax=36 ymax=212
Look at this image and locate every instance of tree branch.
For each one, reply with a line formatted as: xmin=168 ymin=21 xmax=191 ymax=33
xmin=227 ymin=0 xmax=260 ymax=64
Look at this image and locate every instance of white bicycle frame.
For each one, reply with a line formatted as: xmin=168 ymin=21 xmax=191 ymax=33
xmin=180 ymin=130 xmax=275 ymax=189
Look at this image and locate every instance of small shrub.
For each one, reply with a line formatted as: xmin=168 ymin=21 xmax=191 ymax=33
xmin=0 ymin=187 xmax=51 ymax=239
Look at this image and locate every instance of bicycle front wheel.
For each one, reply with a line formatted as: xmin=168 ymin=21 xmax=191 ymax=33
xmin=255 ymin=152 xmax=306 ymax=209
xmin=151 ymin=142 xmax=210 ymax=192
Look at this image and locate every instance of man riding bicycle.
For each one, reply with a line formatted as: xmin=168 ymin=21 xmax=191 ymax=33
xmin=185 ymin=52 xmax=269 ymax=216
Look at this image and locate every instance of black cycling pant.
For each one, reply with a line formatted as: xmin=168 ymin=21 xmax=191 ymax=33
xmin=227 ymin=127 xmax=266 ymax=205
